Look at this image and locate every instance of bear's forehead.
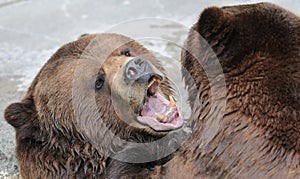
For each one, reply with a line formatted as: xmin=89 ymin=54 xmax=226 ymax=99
xmin=34 ymin=33 xmax=160 ymax=95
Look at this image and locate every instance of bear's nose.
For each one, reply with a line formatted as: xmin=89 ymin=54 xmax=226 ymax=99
xmin=124 ymin=57 xmax=159 ymax=83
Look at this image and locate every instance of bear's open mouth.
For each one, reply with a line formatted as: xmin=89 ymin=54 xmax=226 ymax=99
xmin=137 ymin=76 xmax=184 ymax=131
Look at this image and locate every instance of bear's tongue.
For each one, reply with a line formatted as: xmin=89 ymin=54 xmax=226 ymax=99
xmin=137 ymin=92 xmax=183 ymax=131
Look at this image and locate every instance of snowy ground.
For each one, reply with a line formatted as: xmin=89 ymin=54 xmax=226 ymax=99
xmin=0 ymin=0 xmax=298 ymax=178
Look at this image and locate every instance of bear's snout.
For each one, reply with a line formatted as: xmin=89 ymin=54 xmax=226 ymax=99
xmin=124 ymin=57 xmax=162 ymax=83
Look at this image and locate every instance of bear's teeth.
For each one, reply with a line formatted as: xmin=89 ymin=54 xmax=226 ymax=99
xmin=147 ymin=80 xmax=155 ymax=88
xmin=169 ymin=96 xmax=176 ymax=107
xmin=147 ymin=77 xmax=160 ymax=89
xmin=155 ymin=113 xmax=165 ymax=122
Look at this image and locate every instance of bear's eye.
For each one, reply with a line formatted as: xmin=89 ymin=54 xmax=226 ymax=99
xmin=121 ymin=48 xmax=131 ymax=57
xmin=95 ymin=74 xmax=105 ymax=90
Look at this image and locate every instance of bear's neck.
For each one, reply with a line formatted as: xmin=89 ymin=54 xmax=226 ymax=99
xmin=16 ymin=121 xmax=163 ymax=178
xmin=17 ymin=131 xmax=105 ymax=178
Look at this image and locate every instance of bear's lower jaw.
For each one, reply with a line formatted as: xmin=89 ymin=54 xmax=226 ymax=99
xmin=137 ymin=91 xmax=183 ymax=131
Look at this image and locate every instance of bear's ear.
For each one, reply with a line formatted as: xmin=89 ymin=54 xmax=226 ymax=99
xmin=78 ymin=33 xmax=90 ymax=39
xmin=195 ymin=7 xmax=229 ymax=37
xmin=4 ymin=99 xmax=34 ymax=129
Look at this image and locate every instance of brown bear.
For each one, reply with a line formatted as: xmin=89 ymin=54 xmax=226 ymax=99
xmin=105 ymin=2 xmax=300 ymax=178
xmin=4 ymin=33 xmax=184 ymax=178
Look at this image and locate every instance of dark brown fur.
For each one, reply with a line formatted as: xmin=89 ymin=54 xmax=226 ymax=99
xmin=4 ymin=33 xmax=174 ymax=178
xmin=154 ymin=2 xmax=300 ymax=178
xmin=105 ymin=2 xmax=300 ymax=178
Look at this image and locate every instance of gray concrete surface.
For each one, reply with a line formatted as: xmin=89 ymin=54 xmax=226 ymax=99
xmin=0 ymin=0 xmax=299 ymax=178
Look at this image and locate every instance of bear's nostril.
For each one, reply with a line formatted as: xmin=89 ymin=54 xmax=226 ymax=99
xmin=138 ymin=60 xmax=145 ymax=67
xmin=134 ymin=58 xmax=142 ymax=65
xmin=127 ymin=67 xmax=137 ymax=77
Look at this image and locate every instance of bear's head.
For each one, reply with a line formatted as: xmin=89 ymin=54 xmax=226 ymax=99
xmin=4 ymin=33 xmax=183 ymax=167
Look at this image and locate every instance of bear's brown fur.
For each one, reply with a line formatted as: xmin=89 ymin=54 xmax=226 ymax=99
xmin=4 ymin=33 xmax=184 ymax=178
xmin=105 ymin=2 xmax=300 ymax=178
xmin=158 ymin=2 xmax=300 ymax=178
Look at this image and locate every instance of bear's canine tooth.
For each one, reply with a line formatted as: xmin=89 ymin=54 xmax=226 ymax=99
xmin=169 ymin=96 xmax=176 ymax=107
xmin=155 ymin=113 xmax=165 ymax=121
xmin=147 ymin=77 xmax=161 ymax=89
xmin=148 ymin=80 xmax=155 ymax=88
